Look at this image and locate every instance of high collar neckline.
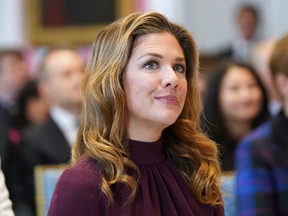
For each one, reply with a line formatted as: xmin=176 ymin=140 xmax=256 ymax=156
xmin=129 ymin=139 xmax=166 ymax=165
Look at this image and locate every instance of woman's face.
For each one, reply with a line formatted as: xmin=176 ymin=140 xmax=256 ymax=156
xmin=219 ymin=66 xmax=263 ymax=123
xmin=123 ymin=32 xmax=187 ymax=140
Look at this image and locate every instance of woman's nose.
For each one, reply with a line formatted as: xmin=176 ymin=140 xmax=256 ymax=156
xmin=239 ymin=86 xmax=253 ymax=99
xmin=161 ymin=67 xmax=179 ymax=88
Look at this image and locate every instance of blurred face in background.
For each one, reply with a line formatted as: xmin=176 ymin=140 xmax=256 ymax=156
xmin=42 ymin=50 xmax=84 ymax=111
xmin=219 ymin=66 xmax=263 ymax=123
xmin=238 ymin=9 xmax=258 ymax=40
xmin=0 ymin=53 xmax=30 ymax=100
xmin=26 ymin=95 xmax=49 ymax=124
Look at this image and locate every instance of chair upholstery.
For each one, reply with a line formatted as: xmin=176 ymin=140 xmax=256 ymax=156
xmin=34 ymin=165 xmax=67 ymax=216
xmin=221 ymin=172 xmax=237 ymax=216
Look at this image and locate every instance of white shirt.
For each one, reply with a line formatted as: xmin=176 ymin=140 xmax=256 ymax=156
xmin=232 ymin=35 xmax=260 ymax=63
xmin=50 ymin=106 xmax=79 ymax=146
xmin=0 ymin=159 xmax=15 ymax=216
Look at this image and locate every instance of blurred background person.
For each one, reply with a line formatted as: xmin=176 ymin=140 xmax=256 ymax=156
xmin=236 ymin=34 xmax=288 ymax=216
xmin=0 ymin=49 xmax=30 ymax=215
xmin=0 ymin=157 xmax=15 ymax=216
xmin=15 ymin=79 xmax=49 ymax=129
xmin=250 ymin=38 xmax=282 ymax=116
xmin=202 ymin=61 xmax=270 ymax=171
xmin=18 ymin=47 xmax=84 ymax=216
xmin=198 ymin=55 xmax=222 ymax=99
xmin=218 ymin=4 xmax=262 ymax=63
xmin=0 ymin=50 xmax=30 ymax=112
xmin=0 ymin=49 xmax=30 ymax=176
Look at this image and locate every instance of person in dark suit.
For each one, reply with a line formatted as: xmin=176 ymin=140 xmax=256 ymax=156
xmin=18 ymin=47 xmax=84 ymax=216
xmin=0 ymin=49 xmax=30 ymax=176
xmin=0 ymin=50 xmax=30 ymax=216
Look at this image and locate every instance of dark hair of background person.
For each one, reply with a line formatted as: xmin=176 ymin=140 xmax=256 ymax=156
xmin=236 ymin=3 xmax=261 ymax=40
xmin=201 ymin=60 xmax=270 ymax=169
xmin=14 ymin=80 xmax=46 ymax=128
xmin=237 ymin=4 xmax=260 ymax=21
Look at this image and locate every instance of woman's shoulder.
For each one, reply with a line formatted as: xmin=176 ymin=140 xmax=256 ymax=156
xmin=52 ymin=156 xmax=103 ymax=201
xmin=56 ymin=156 xmax=103 ymax=193
xmin=48 ymin=156 xmax=105 ymax=215
xmin=62 ymin=156 xmax=102 ymax=181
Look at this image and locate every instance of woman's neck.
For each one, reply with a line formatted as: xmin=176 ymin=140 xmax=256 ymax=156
xmin=127 ymin=129 xmax=162 ymax=142
xmin=126 ymin=123 xmax=163 ymax=142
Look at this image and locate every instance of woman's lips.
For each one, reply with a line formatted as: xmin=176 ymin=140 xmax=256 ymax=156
xmin=155 ymin=95 xmax=178 ymax=105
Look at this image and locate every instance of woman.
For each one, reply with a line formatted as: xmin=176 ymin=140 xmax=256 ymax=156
xmin=48 ymin=12 xmax=224 ymax=215
xmin=202 ymin=61 xmax=270 ymax=171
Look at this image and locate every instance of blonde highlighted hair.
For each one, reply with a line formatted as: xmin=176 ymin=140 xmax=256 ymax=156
xmin=73 ymin=11 xmax=223 ymax=206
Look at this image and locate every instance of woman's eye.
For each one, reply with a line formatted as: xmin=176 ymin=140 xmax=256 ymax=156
xmin=173 ymin=64 xmax=185 ymax=73
xmin=144 ymin=61 xmax=158 ymax=70
xmin=227 ymin=85 xmax=239 ymax=91
xmin=248 ymin=83 xmax=259 ymax=89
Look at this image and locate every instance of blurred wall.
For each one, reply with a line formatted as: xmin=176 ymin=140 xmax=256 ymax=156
xmin=0 ymin=0 xmax=27 ymax=49
xmin=182 ymin=0 xmax=288 ymax=54
xmin=1 ymin=0 xmax=288 ymax=54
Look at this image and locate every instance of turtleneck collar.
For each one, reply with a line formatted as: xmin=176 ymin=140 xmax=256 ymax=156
xmin=129 ymin=139 xmax=166 ymax=165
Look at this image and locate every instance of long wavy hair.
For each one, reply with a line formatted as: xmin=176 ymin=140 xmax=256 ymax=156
xmin=73 ymin=12 xmax=223 ymax=206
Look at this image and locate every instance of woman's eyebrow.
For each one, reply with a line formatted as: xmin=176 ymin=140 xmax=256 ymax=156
xmin=137 ymin=53 xmax=163 ymax=61
xmin=137 ymin=53 xmax=185 ymax=62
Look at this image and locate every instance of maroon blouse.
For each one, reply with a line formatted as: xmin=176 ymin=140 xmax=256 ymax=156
xmin=48 ymin=139 xmax=224 ymax=215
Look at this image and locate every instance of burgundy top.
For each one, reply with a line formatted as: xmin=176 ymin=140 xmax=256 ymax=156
xmin=48 ymin=139 xmax=224 ymax=216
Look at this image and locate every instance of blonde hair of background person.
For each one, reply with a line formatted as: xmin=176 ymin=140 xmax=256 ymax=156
xmin=269 ymin=35 xmax=288 ymax=101
xmin=72 ymin=11 xmax=223 ymax=207
xmin=0 ymin=158 xmax=15 ymax=216
xmin=250 ymin=38 xmax=282 ymax=115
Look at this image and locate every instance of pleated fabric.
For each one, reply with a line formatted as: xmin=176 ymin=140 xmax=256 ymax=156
xmin=48 ymin=139 xmax=224 ymax=216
